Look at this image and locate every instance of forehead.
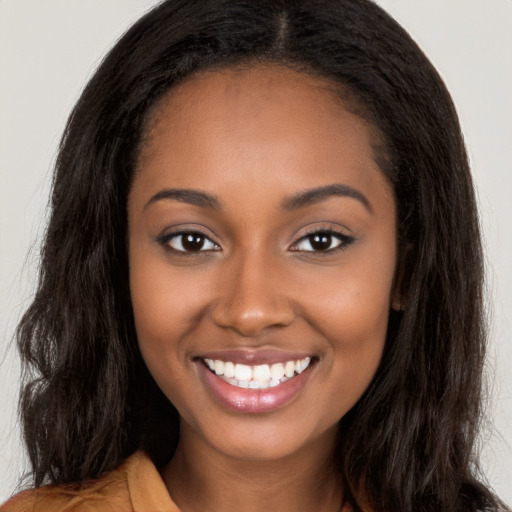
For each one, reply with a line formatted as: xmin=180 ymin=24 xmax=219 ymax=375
xmin=133 ymin=64 xmax=392 ymax=208
xmin=146 ymin=64 xmax=347 ymax=126
xmin=140 ymin=65 xmax=382 ymax=156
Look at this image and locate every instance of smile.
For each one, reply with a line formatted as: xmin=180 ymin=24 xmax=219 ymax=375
xmin=203 ymin=357 xmax=312 ymax=389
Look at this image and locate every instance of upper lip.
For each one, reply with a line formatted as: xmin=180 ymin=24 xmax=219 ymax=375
xmin=195 ymin=349 xmax=314 ymax=366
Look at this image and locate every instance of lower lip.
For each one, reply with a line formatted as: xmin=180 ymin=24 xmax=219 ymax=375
xmin=197 ymin=361 xmax=313 ymax=413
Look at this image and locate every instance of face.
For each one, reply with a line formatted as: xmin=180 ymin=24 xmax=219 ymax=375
xmin=128 ymin=65 xmax=398 ymax=462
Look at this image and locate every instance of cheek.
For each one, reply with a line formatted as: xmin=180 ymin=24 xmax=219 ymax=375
xmin=324 ymin=284 xmax=389 ymax=376
xmin=307 ymin=289 xmax=389 ymax=419
xmin=129 ymin=263 xmax=198 ymax=411
xmin=327 ymin=282 xmax=391 ymax=344
xmin=306 ymin=250 xmax=394 ymax=342
xmin=128 ymin=244 xmax=203 ymax=383
xmin=300 ymin=248 xmax=395 ymax=392
xmin=129 ymin=239 xmax=211 ymax=341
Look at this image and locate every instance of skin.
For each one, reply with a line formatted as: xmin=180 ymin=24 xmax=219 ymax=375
xmin=128 ymin=65 xmax=399 ymax=512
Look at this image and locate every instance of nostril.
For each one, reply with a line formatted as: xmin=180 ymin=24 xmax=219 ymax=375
xmin=211 ymin=290 xmax=296 ymax=335
xmin=210 ymin=257 xmax=296 ymax=332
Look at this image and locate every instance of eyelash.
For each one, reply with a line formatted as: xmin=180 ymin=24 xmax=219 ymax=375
xmin=157 ymin=230 xmax=221 ymax=254
xmin=290 ymin=229 xmax=354 ymax=254
xmin=157 ymin=228 xmax=354 ymax=255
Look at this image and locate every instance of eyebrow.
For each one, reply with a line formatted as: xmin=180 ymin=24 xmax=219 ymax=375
xmin=144 ymin=188 xmax=222 ymax=211
xmin=144 ymin=183 xmax=372 ymax=213
xmin=282 ymin=184 xmax=373 ymax=213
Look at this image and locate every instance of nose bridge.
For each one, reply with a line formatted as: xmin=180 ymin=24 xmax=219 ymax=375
xmin=211 ymin=245 xmax=295 ymax=336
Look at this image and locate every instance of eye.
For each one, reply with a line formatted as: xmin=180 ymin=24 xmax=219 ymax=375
xmin=162 ymin=232 xmax=220 ymax=253
xmin=291 ymin=230 xmax=353 ymax=253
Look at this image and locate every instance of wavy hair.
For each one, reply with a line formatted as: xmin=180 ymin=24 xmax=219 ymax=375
xmin=17 ymin=1 xmax=507 ymax=510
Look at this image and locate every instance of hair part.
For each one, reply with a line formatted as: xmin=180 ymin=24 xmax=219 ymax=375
xmin=17 ymin=1 xmax=506 ymax=510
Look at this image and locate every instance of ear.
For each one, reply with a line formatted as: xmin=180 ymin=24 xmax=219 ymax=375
xmin=391 ymin=244 xmax=411 ymax=312
xmin=391 ymin=291 xmax=405 ymax=312
xmin=391 ymin=274 xmax=405 ymax=311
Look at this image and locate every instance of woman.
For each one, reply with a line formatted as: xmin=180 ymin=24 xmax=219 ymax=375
xmin=2 ymin=0 xmax=509 ymax=510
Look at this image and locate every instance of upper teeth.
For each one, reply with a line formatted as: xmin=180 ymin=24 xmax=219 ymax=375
xmin=204 ymin=357 xmax=312 ymax=389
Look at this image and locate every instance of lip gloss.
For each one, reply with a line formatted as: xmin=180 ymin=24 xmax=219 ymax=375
xmin=197 ymin=359 xmax=313 ymax=413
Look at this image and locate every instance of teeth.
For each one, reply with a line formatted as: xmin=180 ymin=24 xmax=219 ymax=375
xmin=253 ymin=364 xmax=270 ymax=380
xmin=204 ymin=356 xmax=312 ymax=389
xmin=296 ymin=357 xmax=311 ymax=374
xmin=224 ymin=361 xmax=235 ymax=378
xmin=249 ymin=380 xmax=269 ymax=389
xmin=214 ymin=360 xmax=224 ymax=376
xmin=284 ymin=360 xmax=295 ymax=378
xmin=270 ymin=363 xmax=285 ymax=380
xmin=235 ymin=363 xmax=253 ymax=381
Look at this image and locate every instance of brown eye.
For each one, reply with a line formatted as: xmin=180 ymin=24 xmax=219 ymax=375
xmin=291 ymin=230 xmax=353 ymax=253
xmin=182 ymin=233 xmax=206 ymax=251
xmin=166 ymin=232 xmax=219 ymax=252
xmin=309 ymin=233 xmax=333 ymax=251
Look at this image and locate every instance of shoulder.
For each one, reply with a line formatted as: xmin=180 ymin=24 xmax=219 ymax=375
xmin=1 ymin=479 xmax=126 ymax=512
xmin=1 ymin=451 xmax=171 ymax=512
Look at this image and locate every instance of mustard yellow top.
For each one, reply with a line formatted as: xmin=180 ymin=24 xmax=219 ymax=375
xmin=2 ymin=451 xmax=360 ymax=512
xmin=1 ymin=451 xmax=180 ymax=512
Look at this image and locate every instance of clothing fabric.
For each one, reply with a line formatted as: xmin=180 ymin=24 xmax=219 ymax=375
xmin=2 ymin=451 xmax=356 ymax=511
xmin=1 ymin=451 xmax=179 ymax=512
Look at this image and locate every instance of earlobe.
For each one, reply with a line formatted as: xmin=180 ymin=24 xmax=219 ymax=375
xmin=391 ymin=243 xmax=412 ymax=312
xmin=391 ymin=291 xmax=405 ymax=312
xmin=391 ymin=275 xmax=406 ymax=311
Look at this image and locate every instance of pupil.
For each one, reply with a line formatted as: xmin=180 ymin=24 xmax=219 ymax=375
xmin=310 ymin=233 xmax=331 ymax=251
xmin=182 ymin=234 xmax=204 ymax=251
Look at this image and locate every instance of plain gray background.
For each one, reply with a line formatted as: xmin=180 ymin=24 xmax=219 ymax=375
xmin=1 ymin=0 xmax=511 ymax=505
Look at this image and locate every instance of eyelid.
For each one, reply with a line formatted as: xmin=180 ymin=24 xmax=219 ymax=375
xmin=156 ymin=224 xmax=354 ymax=255
xmin=289 ymin=226 xmax=354 ymax=253
xmin=157 ymin=227 xmax=221 ymax=253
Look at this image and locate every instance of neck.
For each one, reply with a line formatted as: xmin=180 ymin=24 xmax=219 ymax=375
xmin=161 ymin=424 xmax=343 ymax=512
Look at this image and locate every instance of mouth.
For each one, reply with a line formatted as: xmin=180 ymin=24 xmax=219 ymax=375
xmin=196 ymin=352 xmax=316 ymax=413
xmin=203 ymin=357 xmax=312 ymax=389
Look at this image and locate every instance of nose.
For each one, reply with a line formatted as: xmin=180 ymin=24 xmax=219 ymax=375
xmin=211 ymin=250 xmax=296 ymax=337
